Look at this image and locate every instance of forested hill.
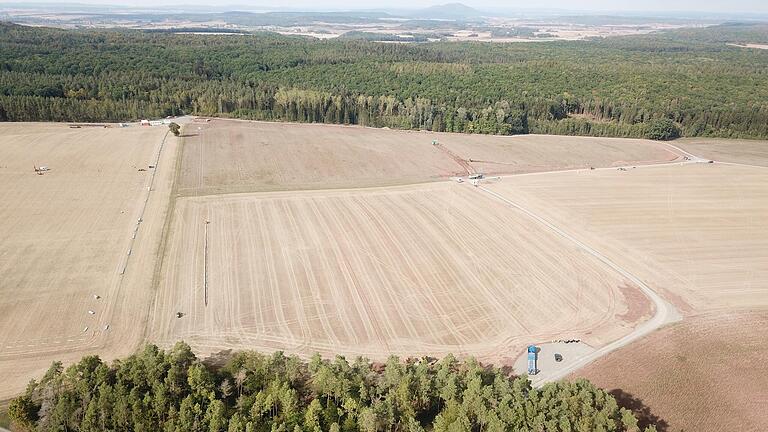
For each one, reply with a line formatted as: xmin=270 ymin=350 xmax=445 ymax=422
xmin=1 ymin=22 xmax=767 ymax=139
xmin=7 ymin=343 xmax=657 ymax=432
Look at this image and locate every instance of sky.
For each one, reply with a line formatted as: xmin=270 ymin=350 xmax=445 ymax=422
xmin=4 ymin=0 xmax=768 ymax=14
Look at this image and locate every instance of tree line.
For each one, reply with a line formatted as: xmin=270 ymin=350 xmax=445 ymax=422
xmin=9 ymin=342 xmax=656 ymax=432
xmin=1 ymin=22 xmax=767 ymax=139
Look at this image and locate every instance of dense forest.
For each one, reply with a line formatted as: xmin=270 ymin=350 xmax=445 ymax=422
xmin=8 ymin=343 xmax=656 ymax=432
xmin=1 ymin=22 xmax=767 ymax=139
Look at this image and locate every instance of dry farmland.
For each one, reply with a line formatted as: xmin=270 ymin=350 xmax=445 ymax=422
xmin=481 ymin=163 xmax=768 ymax=313
xmin=676 ymin=137 xmax=768 ymax=167
xmin=149 ymin=182 xmax=647 ymax=361
xmin=573 ymin=311 xmax=768 ymax=432
xmin=177 ymin=119 xmax=678 ymax=195
xmin=0 ymin=123 xmax=178 ymax=400
xmin=149 ymin=118 xmax=687 ymax=363
xmin=3 ymin=115 xmax=767 ymax=425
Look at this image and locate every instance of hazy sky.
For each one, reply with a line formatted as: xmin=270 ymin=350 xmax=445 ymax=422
xmin=8 ymin=0 xmax=768 ymax=13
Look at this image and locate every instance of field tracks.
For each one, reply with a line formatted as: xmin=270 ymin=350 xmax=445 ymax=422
xmin=143 ymin=126 xmax=186 ymax=342
xmin=149 ymin=120 xmax=765 ymax=384
xmin=478 ymin=182 xmax=681 ymax=384
xmin=204 ymin=218 xmax=209 ymax=307
xmin=471 ymin=157 xmax=717 ymax=385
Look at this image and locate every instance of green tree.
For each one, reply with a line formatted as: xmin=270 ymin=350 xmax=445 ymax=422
xmin=7 ymin=394 xmax=38 ymax=430
xmin=9 ymin=344 xmax=653 ymax=432
xmin=644 ymin=118 xmax=681 ymax=140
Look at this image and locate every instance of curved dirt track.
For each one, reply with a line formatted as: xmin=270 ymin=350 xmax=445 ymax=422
xmin=483 ymin=150 xmax=768 ymax=383
xmin=476 ymin=171 xmax=683 ymax=384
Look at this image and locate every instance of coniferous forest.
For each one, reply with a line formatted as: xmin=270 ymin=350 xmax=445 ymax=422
xmin=1 ymin=22 xmax=768 ymax=139
xmin=8 ymin=343 xmax=656 ymax=432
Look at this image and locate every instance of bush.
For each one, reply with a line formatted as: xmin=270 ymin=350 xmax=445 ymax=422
xmin=645 ymin=118 xmax=681 ymax=140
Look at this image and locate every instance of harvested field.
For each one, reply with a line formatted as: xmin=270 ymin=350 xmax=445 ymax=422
xmin=149 ymin=182 xmax=650 ymax=361
xmin=177 ymin=119 xmax=680 ymax=195
xmin=4 ymin=116 xmax=764 ymax=414
xmin=676 ymin=137 xmax=768 ymax=167
xmin=0 ymin=123 xmax=178 ymax=400
xmin=178 ymin=120 xmax=462 ymax=195
xmin=572 ymin=311 xmax=768 ymax=432
xmin=483 ymin=163 xmax=768 ymax=313
xmin=438 ymin=134 xmax=680 ymax=175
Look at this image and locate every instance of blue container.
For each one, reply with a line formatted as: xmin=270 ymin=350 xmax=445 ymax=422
xmin=527 ymin=345 xmax=538 ymax=375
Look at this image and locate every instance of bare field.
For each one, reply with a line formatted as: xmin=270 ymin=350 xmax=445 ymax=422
xmin=572 ymin=311 xmax=768 ymax=432
xmin=178 ymin=120 xmax=463 ymax=195
xmin=3 ymin=116 xmax=765 ymax=417
xmin=149 ymin=182 xmax=649 ymax=362
xmin=676 ymin=137 xmax=768 ymax=167
xmin=0 ymin=123 xmax=178 ymax=400
xmin=178 ymin=119 xmax=680 ymax=195
xmin=483 ymin=163 xmax=768 ymax=313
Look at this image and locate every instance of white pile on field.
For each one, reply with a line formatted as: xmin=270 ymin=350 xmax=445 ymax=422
xmin=0 ymin=123 xmax=176 ymax=400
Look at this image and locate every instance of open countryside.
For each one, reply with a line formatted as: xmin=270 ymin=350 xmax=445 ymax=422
xmin=1 ymin=6 xmax=768 ymax=431
xmin=2 ymin=116 xmax=767 ymax=431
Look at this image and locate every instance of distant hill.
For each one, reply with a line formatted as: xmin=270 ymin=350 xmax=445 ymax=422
xmin=411 ymin=3 xmax=483 ymax=20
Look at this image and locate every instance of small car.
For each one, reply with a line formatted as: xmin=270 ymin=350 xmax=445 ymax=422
xmin=554 ymin=353 xmax=563 ymax=362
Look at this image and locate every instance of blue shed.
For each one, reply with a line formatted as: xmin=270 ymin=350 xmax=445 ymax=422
xmin=527 ymin=345 xmax=538 ymax=375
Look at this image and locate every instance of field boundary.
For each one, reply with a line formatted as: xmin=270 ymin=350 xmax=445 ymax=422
xmin=140 ymin=127 xmax=186 ymax=344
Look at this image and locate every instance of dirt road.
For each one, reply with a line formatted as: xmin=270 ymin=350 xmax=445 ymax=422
xmin=475 ymin=159 xmax=701 ymax=385
xmin=479 ymin=183 xmax=681 ymax=385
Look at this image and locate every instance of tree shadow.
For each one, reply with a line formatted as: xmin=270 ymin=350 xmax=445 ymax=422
xmin=202 ymin=349 xmax=234 ymax=368
xmin=609 ymin=388 xmax=670 ymax=432
xmin=499 ymin=365 xmax=516 ymax=377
